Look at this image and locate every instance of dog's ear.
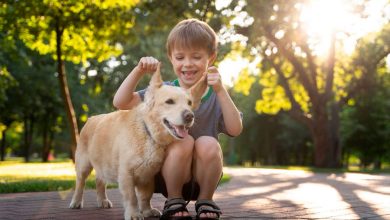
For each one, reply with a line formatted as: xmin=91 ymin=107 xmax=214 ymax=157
xmin=144 ymin=63 xmax=162 ymax=109
xmin=149 ymin=62 xmax=163 ymax=90
xmin=189 ymin=71 xmax=208 ymax=110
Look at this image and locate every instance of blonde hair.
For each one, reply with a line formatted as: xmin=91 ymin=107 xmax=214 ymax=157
xmin=166 ymin=18 xmax=218 ymax=57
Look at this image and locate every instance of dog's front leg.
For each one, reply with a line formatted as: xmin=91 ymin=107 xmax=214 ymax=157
xmin=137 ymin=179 xmax=161 ymax=218
xmin=119 ymin=170 xmax=142 ymax=220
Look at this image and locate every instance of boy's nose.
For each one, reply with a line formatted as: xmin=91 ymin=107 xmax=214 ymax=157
xmin=183 ymin=58 xmax=192 ymax=66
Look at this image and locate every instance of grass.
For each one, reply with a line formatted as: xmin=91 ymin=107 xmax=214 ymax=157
xmin=0 ymin=160 xmax=231 ymax=194
xmin=0 ymin=160 xmax=97 ymax=193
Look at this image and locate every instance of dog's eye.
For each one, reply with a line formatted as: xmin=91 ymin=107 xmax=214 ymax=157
xmin=165 ymin=99 xmax=175 ymax=105
xmin=188 ymin=100 xmax=192 ymax=106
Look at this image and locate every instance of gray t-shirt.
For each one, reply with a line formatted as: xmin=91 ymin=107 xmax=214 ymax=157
xmin=138 ymin=81 xmax=231 ymax=140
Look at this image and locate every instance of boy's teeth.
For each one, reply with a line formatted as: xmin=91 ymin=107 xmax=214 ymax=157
xmin=183 ymin=71 xmax=196 ymax=75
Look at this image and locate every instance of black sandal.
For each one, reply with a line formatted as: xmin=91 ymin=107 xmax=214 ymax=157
xmin=195 ymin=199 xmax=222 ymax=220
xmin=160 ymin=198 xmax=192 ymax=220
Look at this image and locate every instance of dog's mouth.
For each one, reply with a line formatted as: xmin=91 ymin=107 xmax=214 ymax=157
xmin=163 ymin=119 xmax=190 ymax=139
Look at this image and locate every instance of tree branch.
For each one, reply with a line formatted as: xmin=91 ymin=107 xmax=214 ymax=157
xmin=324 ymin=32 xmax=336 ymax=101
xmin=262 ymin=25 xmax=319 ymax=103
xmin=300 ymin=43 xmax=318 ymax=90
xmin=266 ymin=56 xmax=313 ymax=129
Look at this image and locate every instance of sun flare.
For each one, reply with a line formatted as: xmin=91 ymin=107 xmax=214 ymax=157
xmin=299 ymin=0 xmax=389 ymax=56
xmin=300 ymin=0 xmax=356 ymax=56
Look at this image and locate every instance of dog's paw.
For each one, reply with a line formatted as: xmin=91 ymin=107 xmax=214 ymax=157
xmin=125 ymin=211 xmax=144 ymax=220
xmin=97 ymin=199 xmax=113 ymax=208
xmin=142 ymin=208 xmax=161 ymax=217
xmin=69 ymin=199 xmax=83 ymax=209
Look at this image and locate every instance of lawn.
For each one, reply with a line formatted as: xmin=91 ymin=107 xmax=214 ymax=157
xmin=0 ymin=160 xmax=231 ymax=194
xmin=0 ymin=160 xmax=98 ymax=193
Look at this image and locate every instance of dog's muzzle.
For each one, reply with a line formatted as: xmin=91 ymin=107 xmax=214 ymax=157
xmin=183 ymin=110 xmax=194 ymax=124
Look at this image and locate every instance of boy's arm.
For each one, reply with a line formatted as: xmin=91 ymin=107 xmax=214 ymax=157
xmin=113 ymin=57 xmax=159 ymax=110
xmin=207 ymin=67 xmax=243 ymax=137
xmin=215 ymin=88 xmax=243 ymax=137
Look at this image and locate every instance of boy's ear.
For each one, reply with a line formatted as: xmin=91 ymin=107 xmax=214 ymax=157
xmin=149 ymin=62 xmax=163 ymax=89
xmin=208 ymin=52 xmax=217 ymax=65
xmin=189 ymin=72 xmax=208 ymax=110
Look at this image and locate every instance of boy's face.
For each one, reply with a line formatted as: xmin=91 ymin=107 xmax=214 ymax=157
xmin=169 ymin=47 xmax=215 ymax=89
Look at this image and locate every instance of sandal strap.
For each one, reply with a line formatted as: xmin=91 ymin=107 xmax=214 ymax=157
xmin=195 ymin=199 xmax=222 ymax=216
xmin=162 ymin=198 xmax=189 ymax=218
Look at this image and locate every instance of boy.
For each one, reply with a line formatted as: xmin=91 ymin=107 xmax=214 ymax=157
xmin=113 ymin=18 xmax=242 ymax=220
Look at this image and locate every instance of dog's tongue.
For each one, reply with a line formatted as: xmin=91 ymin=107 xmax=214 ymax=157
xmin=173 ymin=125 xmax=188 ymax=138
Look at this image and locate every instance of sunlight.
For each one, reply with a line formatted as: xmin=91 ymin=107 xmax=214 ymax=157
xmin=0 ymin=162 xmax=76 ymax=179
xmin=228 ymin=182 xmax=292 ymax=196
xmin=300 ymin=0 xmax=355 ymax=56
xmin=300 ymin=0 xmax=389 ymax=56
xmin=219 ymin=57 xmax=249 ymax=87
xmin=270 ymin=182 xmax=360 ymax=219
xmin=356 ymin=190 xmax=390 ymax=212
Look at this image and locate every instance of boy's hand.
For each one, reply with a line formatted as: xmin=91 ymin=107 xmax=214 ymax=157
xmin=137 ymin=57 xmax=159 ymax=75
xmin=207 ymin=66 xmax=223 ymax=93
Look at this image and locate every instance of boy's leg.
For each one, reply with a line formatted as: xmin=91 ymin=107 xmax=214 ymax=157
xmin=193 ymin=136 xmax=223 ymax=218
xmin=161 ymin=135 xmax=194 ymax=217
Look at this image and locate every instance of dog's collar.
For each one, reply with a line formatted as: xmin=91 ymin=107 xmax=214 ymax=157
xmin=143 ymin=121 xmax=155 ymax=143
xmin=172 ymin=79 xmax=212 ymax=103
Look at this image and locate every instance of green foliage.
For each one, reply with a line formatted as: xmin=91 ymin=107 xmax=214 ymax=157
xmin=3 ymin=0 xmax=139 ymax=64
xmin=0 ymin=67 xmax=17 ymax=107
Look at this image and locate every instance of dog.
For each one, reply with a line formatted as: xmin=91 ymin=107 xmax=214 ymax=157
xmin=69 ymin=63 xmax=206 ymax=220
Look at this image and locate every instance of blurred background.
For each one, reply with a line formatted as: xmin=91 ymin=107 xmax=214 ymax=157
xmin=1 ymin=0 xmax=389 ymax=170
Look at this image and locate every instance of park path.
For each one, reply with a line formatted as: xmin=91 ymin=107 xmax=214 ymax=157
xmin=1 ymin=167 xmax=390 ymax=219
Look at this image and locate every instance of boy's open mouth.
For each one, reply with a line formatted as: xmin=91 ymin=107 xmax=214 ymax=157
xmin=181 ymin=70 xmax=197 ymax=80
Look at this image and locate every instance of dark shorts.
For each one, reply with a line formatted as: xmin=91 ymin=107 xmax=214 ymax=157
xmin=154 ymin=172 xmax=200 ymax=201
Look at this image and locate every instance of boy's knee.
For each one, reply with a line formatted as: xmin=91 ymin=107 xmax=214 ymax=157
xmin=194 ymin=136 xmax=222 ymax=161
xmin=166 ymin=135 xmax=194 ymax=158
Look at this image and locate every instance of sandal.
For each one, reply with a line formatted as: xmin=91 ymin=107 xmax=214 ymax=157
xmin=195 ymin=199 xmax=222 ymax=220
xmin=160 ymin=198 xmax=192 ymax=220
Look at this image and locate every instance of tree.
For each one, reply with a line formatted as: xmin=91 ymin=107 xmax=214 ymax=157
xmin=1 ymin=0 xmax=139 ymax=160
xmin=341 ymin=25 xmax=390 ymax=169
xmin=233 ymin=0 xmax=390 ymax=167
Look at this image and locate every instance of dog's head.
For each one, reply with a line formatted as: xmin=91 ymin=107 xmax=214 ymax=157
xmin=143 ymin=63 xmax=204 ymax=142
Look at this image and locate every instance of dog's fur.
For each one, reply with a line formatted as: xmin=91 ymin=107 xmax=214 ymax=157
xmin=69 ymin=64 xmax=206 ymax=220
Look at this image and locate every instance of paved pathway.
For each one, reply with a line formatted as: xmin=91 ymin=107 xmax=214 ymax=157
xmin=1 ymin=167 xmax=390 ymax=219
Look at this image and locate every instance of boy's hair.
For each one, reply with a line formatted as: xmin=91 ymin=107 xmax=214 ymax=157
xmin=166 ymin=18 xmax=218 ymax=57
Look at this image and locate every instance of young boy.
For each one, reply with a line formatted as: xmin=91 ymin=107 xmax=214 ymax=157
xmin=113 ymin=18 xmax=242 ymax=220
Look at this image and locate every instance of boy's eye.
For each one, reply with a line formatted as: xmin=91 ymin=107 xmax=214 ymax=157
xmin=175 ymin=57 xmax=184 ymax=60
xmin=188 ymin=100 xmax=192 ymax=106
xmin=165 ymin=99 xmax=175 ymax=105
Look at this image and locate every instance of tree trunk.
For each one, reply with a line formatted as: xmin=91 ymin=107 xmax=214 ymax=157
xmin=330 ymin=102 xmax=342 ymax=167
xmin=23 ymin=115 xmax=34 ymax=162
xmin=42 ymin=115 xmax=50 ymax=162
xmin=374 ymin=160 xmax=381 ymax=170
xmin=56 ymin=18 xmax=79 ymax=162
xmin=1 ymin=129 xmax=6 ymax=161
xmin=311 ymin=104 xmax=341 ymax=168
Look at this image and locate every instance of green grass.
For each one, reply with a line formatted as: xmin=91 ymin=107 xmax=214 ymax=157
xmin=0 ymin=160 xmax=231 ymax=194
xmin=0 ymin=160 xmax=99 ymax=193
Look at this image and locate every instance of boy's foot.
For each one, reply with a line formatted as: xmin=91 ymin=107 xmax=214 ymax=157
xmin=161 ymin=198 xmax=192 ymax=220
xmin=195 ymin=199 xmax=221 ymax=220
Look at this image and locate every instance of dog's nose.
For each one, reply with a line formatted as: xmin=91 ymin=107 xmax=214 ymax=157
xmin=183 ymin=110 xmax=194 ymax=124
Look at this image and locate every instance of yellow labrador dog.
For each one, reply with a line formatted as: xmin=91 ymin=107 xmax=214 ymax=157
xmin=69 ymin=64 xmax=206 ymax=220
